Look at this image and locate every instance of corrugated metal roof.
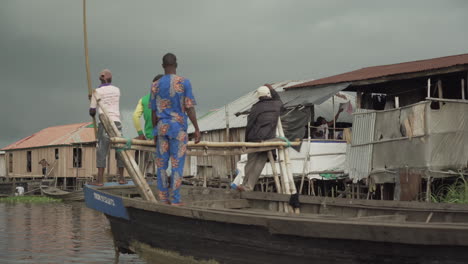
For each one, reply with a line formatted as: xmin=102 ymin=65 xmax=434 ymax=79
xmin=188 ymin=80 xmax=310 ymax=133
xmin=1 ymin=122 xmax=95 ymax=150
xmin=290 ymin=53 xmax=468 ymax=89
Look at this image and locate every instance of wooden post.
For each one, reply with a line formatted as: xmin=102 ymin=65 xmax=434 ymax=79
xmin=225 ymin=104 xmax=233 ymax=182
xmin=299 ymin=121 xmax=311 ymax=194
xmin=94 ymin=93 xmax=157 ymax=202
xmin=462 ymin=78 xmax=465 ymax=100
xmin=437 ymin=79 xmax=443 ymax=108
xmin=356 ymin=91 xmax=362 ymax=109
xmin=426 ymin=176 xmax=431 ymax=202
xmin=427 ymin=78 xmax=431 ymax=98
xmin=332 ymin=95 xmax=336 ymax=139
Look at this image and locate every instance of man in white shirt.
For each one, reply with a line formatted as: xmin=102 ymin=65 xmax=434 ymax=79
xmin=89 ymin=69 xmax=126 ymax=186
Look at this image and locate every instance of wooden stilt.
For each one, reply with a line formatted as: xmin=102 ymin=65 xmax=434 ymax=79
xmin=426 ymin=176 xmax=432 ymax=202
xmin=299 ymin=121 xmax=311 ymax=194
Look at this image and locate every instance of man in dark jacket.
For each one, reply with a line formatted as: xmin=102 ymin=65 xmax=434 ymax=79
xmin=237 ymin=84 xmax=282 ymax=191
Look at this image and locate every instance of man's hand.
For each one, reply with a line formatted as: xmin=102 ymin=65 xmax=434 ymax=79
xmin=136 ymin=134 xmax=146 ymax=140
xmin=194 ymin=129 xmax=201 ymax=144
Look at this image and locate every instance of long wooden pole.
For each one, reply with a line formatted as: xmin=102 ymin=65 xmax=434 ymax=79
xmin=110 ymin=137 xmax=299 ymax=148
xmin=277 ymin=118 xmax=300 ymax=214
xmin=83 ymin=0 xmax=98 ymax=138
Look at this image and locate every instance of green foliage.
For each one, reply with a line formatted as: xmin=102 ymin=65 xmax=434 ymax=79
xmin=431 ymin=176 xmax=468 ymax=204
xmin=0 ymin=196 xmax=62 ymax=203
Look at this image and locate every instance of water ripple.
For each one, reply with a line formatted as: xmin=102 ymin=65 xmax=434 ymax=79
xmin=0 ymin=202 xmax=145 ymax=264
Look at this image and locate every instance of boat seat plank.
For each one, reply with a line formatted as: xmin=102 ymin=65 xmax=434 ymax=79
xmin=191 ymin=199 xmax=250 ymax=209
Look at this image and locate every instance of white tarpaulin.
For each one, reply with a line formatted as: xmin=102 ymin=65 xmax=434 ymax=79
xmin=233 ymin=140 xmax=347 ymax=185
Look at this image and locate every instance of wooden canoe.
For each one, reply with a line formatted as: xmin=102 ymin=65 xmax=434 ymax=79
xmin=85 ymin=185 xmax=468 ymax=264
xmin=41 ymin=185 xmax=84 ymax=201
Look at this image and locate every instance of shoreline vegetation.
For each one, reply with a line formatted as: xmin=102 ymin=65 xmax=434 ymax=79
xmin=0 ymin=196 xmax=62 ymax=203
xmin=432 ymin=176 xmax=468 ymax=204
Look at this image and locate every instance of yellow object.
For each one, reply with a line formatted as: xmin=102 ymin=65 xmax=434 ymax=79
xmin=133 ymin=98 xmax=144 ymax=136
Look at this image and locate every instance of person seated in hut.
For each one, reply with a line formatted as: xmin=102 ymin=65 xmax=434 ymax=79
xmin=232 ymin=84 xmax=283 ymax=192
xmin=312 ymin=108 xmax=343 ymax=139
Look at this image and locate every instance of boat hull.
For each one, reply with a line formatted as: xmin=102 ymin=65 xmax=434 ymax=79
xmin=107 ymin=207 xmax=468 ymax=264
xmin=84 ymin=186 xmax=468 ymax=264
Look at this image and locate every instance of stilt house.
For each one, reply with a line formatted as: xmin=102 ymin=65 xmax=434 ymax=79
xmin=290 ymin=53 xmax=468 ymax=200
xmin=1 ymin=122 xmax=127 ymax=185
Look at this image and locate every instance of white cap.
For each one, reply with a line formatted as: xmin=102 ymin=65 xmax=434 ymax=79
xmin=255 ymin=86 xmax=271 ymax=98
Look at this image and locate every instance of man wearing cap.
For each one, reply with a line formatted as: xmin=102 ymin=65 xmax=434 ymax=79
xmin=89 ymin=69 xmax=126 ymax=186
xmin=234 ymin=84 xmax=283 ymax=191
xmin=151 ymin=53 xmax=201 ymax=205
xmin=132 ymin=74 xmax=163 ymax=176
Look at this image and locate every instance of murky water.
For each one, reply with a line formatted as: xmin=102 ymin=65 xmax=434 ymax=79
xmin=0 ymin=201 xmax=146 ymax=264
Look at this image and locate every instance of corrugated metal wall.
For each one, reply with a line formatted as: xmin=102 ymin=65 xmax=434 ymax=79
xmin=347 ymin=110 xmax=376 ymax=182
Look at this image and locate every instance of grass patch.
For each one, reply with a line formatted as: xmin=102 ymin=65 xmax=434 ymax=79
xmin=431 ymin=176 xmax=468 ymax=204
xmin=0 ymin=196 xmax=62 ymax=203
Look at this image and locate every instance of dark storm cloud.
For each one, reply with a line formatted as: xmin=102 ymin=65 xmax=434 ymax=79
xmin=1 ymin=0 xmax=467 ymax=147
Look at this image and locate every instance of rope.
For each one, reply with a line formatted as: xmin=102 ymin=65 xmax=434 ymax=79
xmin=116 ymin=138 xmax=132 ymax=152
xmin=278 ymin=136 xmax=292 ymax=148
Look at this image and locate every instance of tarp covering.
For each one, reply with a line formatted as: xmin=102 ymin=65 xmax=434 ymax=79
xmin=347 ymin=101 xmax=468 ymax=183
xmin=233 ymin=140 xmax=348 ymax=185
xmin=279 ymin=82 xmax=351 ymax=108
xmin=281 ymin=107 xmax=311 ymax=151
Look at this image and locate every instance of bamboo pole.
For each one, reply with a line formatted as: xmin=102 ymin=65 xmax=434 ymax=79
xmin=82 ymin=0 xmax=98 ymax=138
xmin=277 ymin=118 xmax=300 ymax=214
xmin=225 ymin=104 xmax=233 ymax=181
xmin=113 ymin=144 xmax=278 ymax=156
xmin=95 ymin=93 xmax=157 ymax=202
xmin=276 ymin=147 xmax=290 ymax=213
xmin=267 ymin=151 xmax=284 ymax=212
xmin=110 ymin=137 xmax=300 ymax=148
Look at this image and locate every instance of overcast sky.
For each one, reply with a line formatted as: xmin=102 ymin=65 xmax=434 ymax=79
xmin=1 ymin=0 xmax=467 ymax=148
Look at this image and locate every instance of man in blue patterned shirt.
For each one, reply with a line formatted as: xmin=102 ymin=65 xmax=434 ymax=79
xmin=151 ymin=53 xmax=201 ymax=205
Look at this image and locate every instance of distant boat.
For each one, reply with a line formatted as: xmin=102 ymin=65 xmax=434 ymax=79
xmin=41 ymin=185 xmax=84 ymax=201
xmin=85 ymin=184 xmax=468 ymax=264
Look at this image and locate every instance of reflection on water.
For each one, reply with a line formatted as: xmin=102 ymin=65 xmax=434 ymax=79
xmin=0 ymin=202 xmax=145 ymax=264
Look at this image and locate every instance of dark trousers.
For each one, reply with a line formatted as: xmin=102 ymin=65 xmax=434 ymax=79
xmin=242 ymin=152 xmax=269 ymax=191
